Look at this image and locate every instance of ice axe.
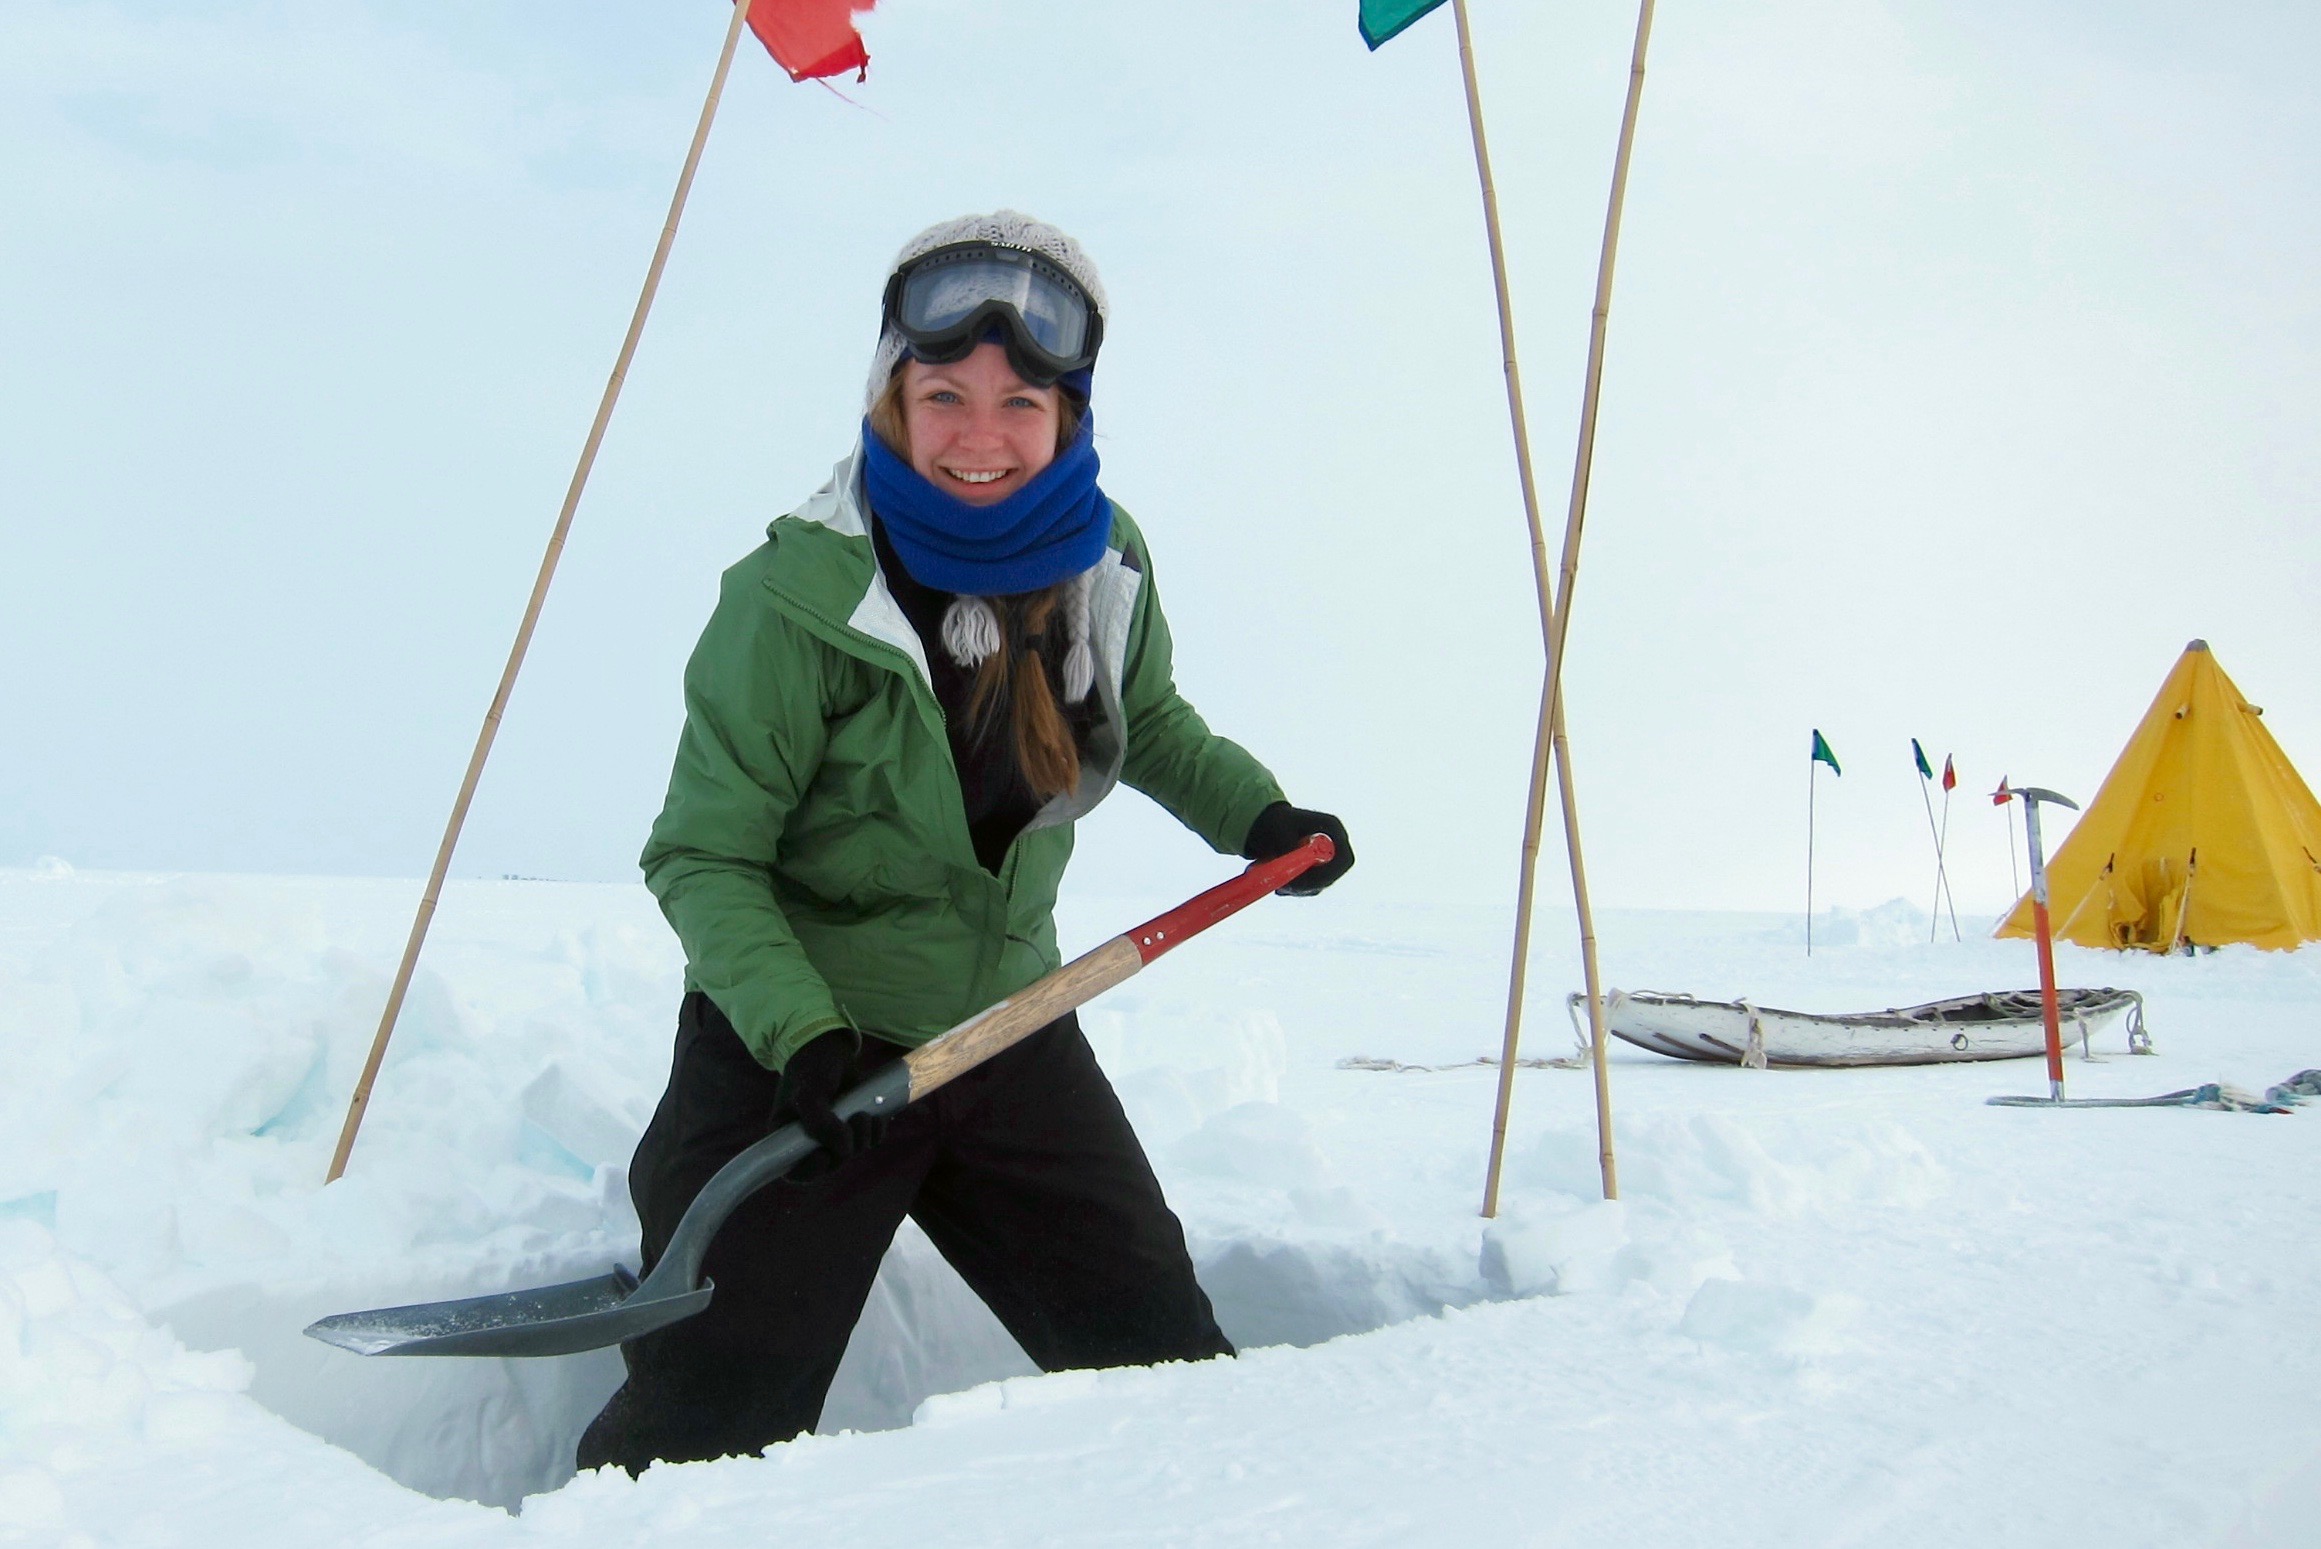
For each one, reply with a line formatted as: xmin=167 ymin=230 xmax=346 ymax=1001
xmin=1991 ymin=783 xmax=2079 ymax=1101
xmin=304 ymin=834 xmax=1336 ymax=1360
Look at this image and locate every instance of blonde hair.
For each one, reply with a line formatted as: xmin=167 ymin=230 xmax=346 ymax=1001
xmin=869 ymin=369 xmax=1087 ymax=801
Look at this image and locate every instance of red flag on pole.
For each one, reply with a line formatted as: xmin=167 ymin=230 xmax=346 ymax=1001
xmin=745 ymin=0 xmax=874 ymax=82
xmin=1942 ymin=754 xmax=1957 ymax=793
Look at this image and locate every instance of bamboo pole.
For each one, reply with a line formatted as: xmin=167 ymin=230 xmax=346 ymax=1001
xmin=1936 ymin=776 xmax=1960 ymax=940
xmin=325 ymin=0 xmax=761 ymax=1184
xmin=1914 ymin=769 xmax=1949 ymax=943
xmin=1806 ymin=757 xmax=1818 ymax=956
xmin=1471 ymin=0 xmax=1657 ymax=1215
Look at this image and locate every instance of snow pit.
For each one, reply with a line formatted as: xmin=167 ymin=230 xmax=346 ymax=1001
xmin=0 ymin=873 xmax=1525 ymax=1512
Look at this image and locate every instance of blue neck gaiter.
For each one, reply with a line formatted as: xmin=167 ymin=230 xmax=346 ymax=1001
xmin=862 ymin=412 xmax=1110 ymax=597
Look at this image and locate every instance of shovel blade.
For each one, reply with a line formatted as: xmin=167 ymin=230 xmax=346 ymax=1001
xmin=303 ymin=1266 xmax=714 ymax=1358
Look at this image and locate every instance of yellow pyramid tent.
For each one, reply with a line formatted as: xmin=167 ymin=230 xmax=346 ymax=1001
xmin=1997 ymin=640 xmax=2321 ymax=951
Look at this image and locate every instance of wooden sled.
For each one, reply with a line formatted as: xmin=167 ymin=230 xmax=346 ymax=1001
xmin=1576 ymin=987 xmax=2149 ymax=1069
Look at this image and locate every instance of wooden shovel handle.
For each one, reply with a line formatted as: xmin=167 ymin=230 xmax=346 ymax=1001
xmin=902 ymin=834 xmax=1336 ymax=1102
xmin=904 ymin=935 xmax=1143 ymax=1099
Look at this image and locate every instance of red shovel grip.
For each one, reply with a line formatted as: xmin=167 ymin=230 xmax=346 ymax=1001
xmin=1125 ymin=833 xmax=1337 ymax=965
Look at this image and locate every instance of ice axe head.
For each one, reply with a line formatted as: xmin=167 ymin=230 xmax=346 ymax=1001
xmin=2002 ymin=784 xmax=2077 ymax=910
xmin=1993 ymin=784 xmax=2077 ymax=813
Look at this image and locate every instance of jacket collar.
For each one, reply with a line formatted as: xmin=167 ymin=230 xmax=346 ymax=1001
xmin=765 ymin=442 xmax=1151 ymax=839
xmin=771 ymin=444 xmax=931 ymax=683
xmin=769 ymin=443 xmax=1144 ymax=730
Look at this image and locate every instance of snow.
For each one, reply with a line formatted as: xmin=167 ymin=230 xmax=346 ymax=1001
xmin=4 ymin=865 xmax=2320 ymax=1545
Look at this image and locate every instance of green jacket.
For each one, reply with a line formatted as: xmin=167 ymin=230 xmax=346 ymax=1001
xmin=642 ymin=446 xmax=1286 ymax=1072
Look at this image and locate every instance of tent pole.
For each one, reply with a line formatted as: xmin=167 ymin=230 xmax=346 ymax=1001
xmin=2052 ymin=872 xmax=2104 ymax=942
xmin=2170 ymin=849 xmax=2198 ymax=953
xmin=1470 ymin=0 xmax=1655 ymax=1214
xmin=325 ymin=0 xmax=761 ymax=1184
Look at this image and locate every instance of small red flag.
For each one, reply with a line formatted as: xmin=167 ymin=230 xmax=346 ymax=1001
xmin=745 ymin=0 xmax=873 ymax=83
xmin=1941 ymin=754 xmax=1957 ymax=793
xmin=1992 ymin=775 xmax=2012 ymax=807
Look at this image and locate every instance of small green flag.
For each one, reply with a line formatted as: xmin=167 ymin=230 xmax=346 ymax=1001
xmin=1911 ymin=738 xmax=1934 ymax=781
xmin=1360 ymin=0 xmax=1449 ymax=48
xmin=1811 ymin=730 xmax=1841 ymax=776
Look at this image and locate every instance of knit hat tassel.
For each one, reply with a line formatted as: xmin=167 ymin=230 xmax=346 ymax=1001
xmin=940 ymin=596 xmax=1002 ymax=668
xmin=939 ymin=582 xmax=1095 ymax=705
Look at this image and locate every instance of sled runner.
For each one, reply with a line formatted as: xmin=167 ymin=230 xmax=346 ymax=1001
xmin=1583 ymin=987 xmax=2148 ymax=1069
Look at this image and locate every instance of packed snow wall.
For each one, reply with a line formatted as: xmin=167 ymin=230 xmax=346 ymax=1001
xmin=3 ymin=874 xmax=1518 ymax=1509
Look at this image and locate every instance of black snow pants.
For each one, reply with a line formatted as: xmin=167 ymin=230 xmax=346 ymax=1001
xmin=575 ymin=992 xmax=1231 ymax=1474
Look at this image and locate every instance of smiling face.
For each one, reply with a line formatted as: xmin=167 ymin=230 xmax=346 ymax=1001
xmin=896 ymin=343 xmax=1063 ymax=505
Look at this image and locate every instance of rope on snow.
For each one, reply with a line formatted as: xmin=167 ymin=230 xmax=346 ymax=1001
xmin=1337 ymin=1055 xmax=1572 ymax=1073
xmin=1989 ymin=1067 xmax=2321 ymax=1113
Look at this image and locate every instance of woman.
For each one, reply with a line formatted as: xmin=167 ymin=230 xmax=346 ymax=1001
xmin=577 ymin=211 xmax=1353 ymax=1474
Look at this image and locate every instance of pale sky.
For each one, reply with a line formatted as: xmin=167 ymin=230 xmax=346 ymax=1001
xmin=4 ymin=0 xmax=2317 ymax=918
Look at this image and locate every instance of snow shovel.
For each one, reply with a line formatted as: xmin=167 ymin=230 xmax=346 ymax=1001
xmin=304 ymin=834 xmax=1336 ymax=1360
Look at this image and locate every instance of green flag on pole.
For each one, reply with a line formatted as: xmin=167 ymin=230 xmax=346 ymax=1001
xmin=1911 ymin=737 xmax=1934 ymax=781
xmin=1811 ymin=729 xmax=1842 ymax=776
xmin=1359 ymin=0 xmax=1450 ymax=48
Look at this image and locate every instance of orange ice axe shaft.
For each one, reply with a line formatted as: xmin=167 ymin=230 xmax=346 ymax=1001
xmin=1996 ymin=784 xmax=2080 ymax=1101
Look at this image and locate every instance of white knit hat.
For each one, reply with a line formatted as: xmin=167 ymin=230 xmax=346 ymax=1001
xmin=863 ymin=209 xmax=1109 ymax=410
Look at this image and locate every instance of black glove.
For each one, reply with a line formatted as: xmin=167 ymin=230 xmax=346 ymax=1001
xmin=1241 ymin=801 xmax=1355 ymax=896
xmin=775 ymin=1029 xmax=891 ymax=1179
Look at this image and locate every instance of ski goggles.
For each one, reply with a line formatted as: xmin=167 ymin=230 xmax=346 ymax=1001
xmin=882 ymin=241 xmax=1102 ymax=386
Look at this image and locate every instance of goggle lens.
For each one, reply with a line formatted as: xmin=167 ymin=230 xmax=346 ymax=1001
xmin=895 ymin=251 xmax=1091 ymax=365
